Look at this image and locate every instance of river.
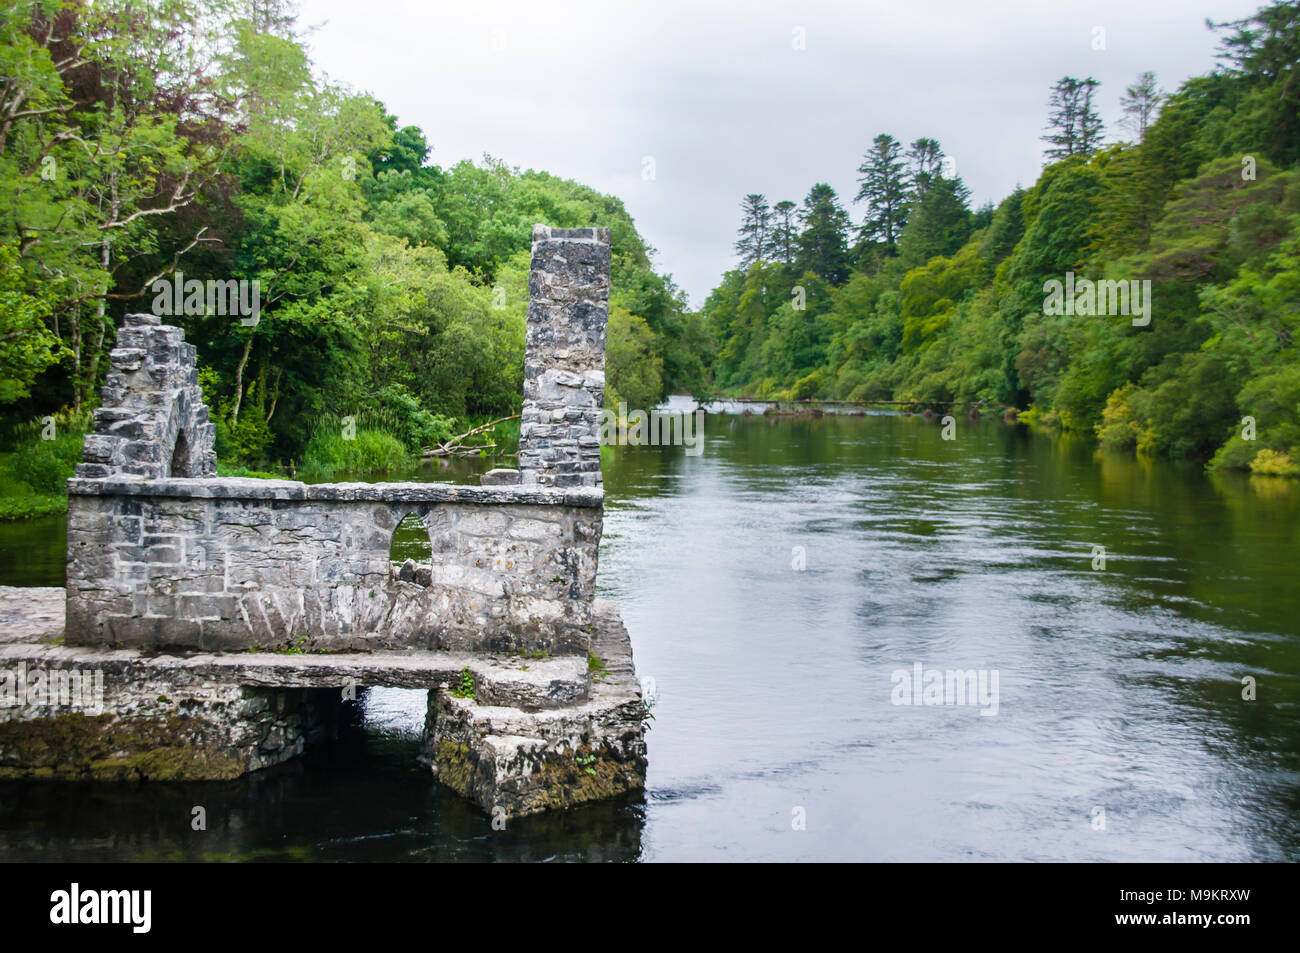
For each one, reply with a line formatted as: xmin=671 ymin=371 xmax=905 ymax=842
xmin=2 ymin=405 xmax=1297 ymax=861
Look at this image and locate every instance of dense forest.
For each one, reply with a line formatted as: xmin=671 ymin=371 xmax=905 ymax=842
xmin=0 ymin=0 xmax=707 ymax=517
xmin=701 ymin=1 xmax=1300 ymax=476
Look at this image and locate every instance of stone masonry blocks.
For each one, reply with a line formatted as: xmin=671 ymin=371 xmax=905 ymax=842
xmin=518 ymin=225 xmax=610 ymax=488
xmin=64 ymin=484 xmax=602 ymax=655
xmin=76 ymin=312 xmax=216 ymax=480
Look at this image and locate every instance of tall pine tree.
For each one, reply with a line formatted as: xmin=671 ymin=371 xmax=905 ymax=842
xmin=796 ymin=184 xmax=852 ymax=285
xmin=1119 ymin=71 xmax=1163 ymax=141
xmin=771 ymin=200 xmax=797 ymax=264
xmin=906 ymin=138 xmax=945 ymax=201
xmin=855 ymin=134 xmax=908 ymax=252
xmin=1043 ymin=76 xmax=1105 ymax=160
xmin=734 ymin=193 xmax=773 ymax=268
xmin=897 ymin=175 xmax=974 ymax=266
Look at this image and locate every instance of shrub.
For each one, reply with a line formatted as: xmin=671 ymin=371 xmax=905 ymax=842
xmin=790 ymin=368 xmax=826 ymax=400
xmin=361 ymin=384 xmax=456 ymax=453
xmin=7 ymin=425 xmax=85 ymax=493
xmin=0 ymin=493 xmax=66 ymax=521
xmin=1095 ymin=385 xmax=1142 ymax=451
xmin=1249 ymin=448 xmax=1300 ymax=477
xmin=214 ymin=411 xmax=274 ymax=464
xmin=1208 ymin=434 xmax=1259 ymax=472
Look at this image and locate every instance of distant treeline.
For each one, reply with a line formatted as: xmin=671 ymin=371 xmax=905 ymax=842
xmin=699 ymin=2 xmax=1300 ymax=475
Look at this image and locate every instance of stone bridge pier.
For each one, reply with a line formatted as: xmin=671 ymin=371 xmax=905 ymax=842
xmin=0 ymin=225 xmax=648 ymax=819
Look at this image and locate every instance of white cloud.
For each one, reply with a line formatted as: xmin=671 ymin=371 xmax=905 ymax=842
xmin=296 ymin=0 xmax=1265 ymax=307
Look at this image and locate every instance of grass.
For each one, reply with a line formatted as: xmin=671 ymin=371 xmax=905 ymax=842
xmin=0 ymin=490 xmax=67 ymax=521
xmin=297 ymin=426 xmax=412 ymax=481
xmin=216 ymin=462 xmax=282 ymax=479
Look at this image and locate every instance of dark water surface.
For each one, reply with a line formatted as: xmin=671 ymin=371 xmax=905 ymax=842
xmin=2 ymin=410 xmax=1298 ymax=861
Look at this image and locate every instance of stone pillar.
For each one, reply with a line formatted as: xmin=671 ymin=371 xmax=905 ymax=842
xmin=517 ymin=225 xmax=610 ymax=488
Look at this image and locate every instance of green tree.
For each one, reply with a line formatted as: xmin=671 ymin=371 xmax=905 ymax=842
xmin=771 ymin=200 xmax=797 ymax=265
xmin=1119 ymin=71 xmax=1164 ymax=141
xmin=0 ymin=0 xmax=238 ymax=410
xmin=1210 ymin=0 xmax=1300 ymax=164
xmin=855 ymin=134 xmax=908 ymax=252
xmin=0 ymin=243 xmax=62 ymax=403
xmin=796 ymin=184 xmax=851 ymax=285
xmin=906 ymin=138 xmax=945 ymax=201
xmin=1043 ymin=76 xmax=1105 ymax=161
xmin=606 ymin=305 xmax=663 ymax=410
xmin=734 ymin=193 xmax=772 ymax=268
xmin=897 ymin=176 xmax=974 ymax=267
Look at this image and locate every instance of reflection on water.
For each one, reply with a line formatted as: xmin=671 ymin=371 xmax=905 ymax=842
xmin=0 ymin=514 xmax=65 ymax=588
xmin=0 ymin=691 xmax=642 ymax=862
xmin=1 ymin=408 xmax=1297 ymax=860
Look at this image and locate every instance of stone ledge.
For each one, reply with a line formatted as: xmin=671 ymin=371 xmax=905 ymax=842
xmin=0 ymin=587 xmax=64 ymax=645
xmin=2 ymin=587 xmax=589 ymax=710
xmin=0 ymin=644 xmax=589 ymax=712
xmin=66 ymin=476 xmax=604 ymax=508
xmin=530 ymin=225 xmax=611 ymax=245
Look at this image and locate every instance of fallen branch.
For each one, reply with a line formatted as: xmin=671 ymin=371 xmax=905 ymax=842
xmin=421 ymin=414 xmax=519 ymax=458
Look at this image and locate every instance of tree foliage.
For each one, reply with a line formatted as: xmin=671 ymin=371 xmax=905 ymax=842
xmin=1043 ymin=76 xmax=1105 ymax=160
xmin=1 ymin=0 xmax=693 ymax=468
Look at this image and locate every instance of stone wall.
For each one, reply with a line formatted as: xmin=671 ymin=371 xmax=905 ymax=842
xmin=77 ymin=313 xmax=216 ymax=480
xmin=0 ymin=648 xmax=343 ymax=781
xmin=65 ymin=478 xmax=602 ymax=655
xmin=517 ymin=225 xmax=610 ymax=488
xmin=2 ymin=589 xmax=647 ymax=814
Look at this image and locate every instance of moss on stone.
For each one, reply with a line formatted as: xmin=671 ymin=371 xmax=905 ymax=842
xmin=90 ymin=746 xmax=243 ymax=781
xmin=435 ymin=738 xmax=474 ymax=795
xmin=529 ymin=746 xmax=642 ymax=812
xmin=0 ymin=712 xmax=244 ymax=781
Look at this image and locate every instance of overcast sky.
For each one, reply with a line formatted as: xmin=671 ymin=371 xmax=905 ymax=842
xmin=295 ymin=0 xmax=1265 ymax=308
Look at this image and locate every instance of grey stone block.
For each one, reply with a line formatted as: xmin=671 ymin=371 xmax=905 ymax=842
xmin=480 ymin=468 xmax=521 ymax=486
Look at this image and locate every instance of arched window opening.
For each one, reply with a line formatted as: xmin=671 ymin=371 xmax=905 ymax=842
xmin=169 ymin=429 xmax=191 ymax=477
xmin=389 ymin=513 xmax=433 ymax=586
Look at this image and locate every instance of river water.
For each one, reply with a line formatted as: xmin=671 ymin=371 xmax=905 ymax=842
xmin=2 ymin=407 xmax=1297 ymax=861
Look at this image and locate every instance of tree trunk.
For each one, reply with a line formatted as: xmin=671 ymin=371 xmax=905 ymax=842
xmin=84 ymin=232 xmax=113 ymax=411
xmin=265 ymin=366 xmax=283 ymax=424
xmin=231 ymin=335 xmax=253 ymax=424
xmin=69 ymin=308 xmax=82 ymax=414
xmin=82 ymin=179 xmax=119 ymax=412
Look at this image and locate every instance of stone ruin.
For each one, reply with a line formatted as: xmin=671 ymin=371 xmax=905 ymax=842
xmin=0 ymin=225 xmax=648 ymax=818
xmin=75 ymin=320 xmax=217 ymax=481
